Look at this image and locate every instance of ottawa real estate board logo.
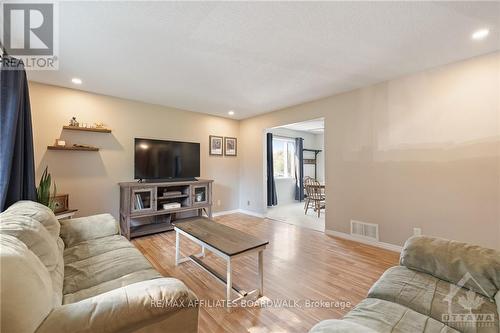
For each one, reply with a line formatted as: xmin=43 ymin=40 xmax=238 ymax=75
xmin=1 ymin=1 xmax=58 ymax=70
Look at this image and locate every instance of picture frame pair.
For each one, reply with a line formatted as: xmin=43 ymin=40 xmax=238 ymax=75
xmin=209 ymin=136 xmax=237 ymax=156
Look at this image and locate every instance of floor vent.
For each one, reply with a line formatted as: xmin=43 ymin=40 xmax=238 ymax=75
xmin=350 ymin=220 xmax=379 ymax=242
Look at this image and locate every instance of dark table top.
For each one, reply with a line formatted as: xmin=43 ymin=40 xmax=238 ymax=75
xmin=173 ymin=217 xmax=269 ymax=256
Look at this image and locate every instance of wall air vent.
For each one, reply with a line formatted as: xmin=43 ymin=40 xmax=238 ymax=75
xmin=350 ymin=220 xmax=379 ymax=242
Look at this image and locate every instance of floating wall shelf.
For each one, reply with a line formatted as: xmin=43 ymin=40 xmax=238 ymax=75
xmin=47 ymin=146 xmax=99 ymax=151
xmin=63 ymin=126 xmax=111 ymax=133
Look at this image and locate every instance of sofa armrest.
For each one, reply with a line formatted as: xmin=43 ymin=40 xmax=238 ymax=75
xmin=59 ymin=213 xmax=119 ymax=247
xmin=36 ymin=278 xmax=199 ymax=333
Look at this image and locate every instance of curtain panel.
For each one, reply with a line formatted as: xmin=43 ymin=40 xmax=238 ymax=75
xmin=0 ymin=58 xmax=37 ymax=211
xmin=266 ymin=133 xmax=278 ymax=206
xmin=294 ymin=137 xmax=304 ymax=201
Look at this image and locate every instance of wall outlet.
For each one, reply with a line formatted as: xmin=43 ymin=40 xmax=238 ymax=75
xmin=216 ymin=200 xmax=221 ymax=207
xmin=413 ymin=227 xmax=422 ymax=236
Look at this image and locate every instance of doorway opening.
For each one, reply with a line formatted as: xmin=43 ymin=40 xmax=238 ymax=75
xmin=264 ymin=118 xmax=325 ymax=232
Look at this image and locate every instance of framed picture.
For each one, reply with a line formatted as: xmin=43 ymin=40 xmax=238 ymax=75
xmin=52 ymin=194 xmax=69 ymax=213
xmin=209 ymin=135 xmax=223 ymax=156
xmin=224 ymin=137 xmax=237 ymax=156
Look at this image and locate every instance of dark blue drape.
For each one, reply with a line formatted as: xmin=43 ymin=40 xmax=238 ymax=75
xmin=0 ymin=58 xmax=37 ymax=211
xmin=266 ymin=133 xmax=277 ymax=206
xmin=294 ymin=137 xmax=304 ymax=201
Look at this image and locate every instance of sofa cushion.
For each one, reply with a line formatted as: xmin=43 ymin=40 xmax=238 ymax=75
xmin=62 ymin=235 xmax=162 ymax=304
xmin=60 ymin=213 xmax=118 ymax=247
xmin=0 ymin=213 xmax=60 ymax=271
xmin=36 ymin=278 xmax=198 ymax=333
xmin=50 ymin=237 xmax=65 ymax=305
xmin=342 ymin=298 xmax=459 ymax=333
xmin=63 ymin=268 xmax=162 ymax=304
xmin=63 ymin=234 xmax=134 ymax=264
xmin=309 ymin=319 xmax=378 ymax=333
xmin=400 ymin=236 xmax=500 ymax=299
xmin=368 ymin=266 xmax=499 ymax=333
xmin=63 ymin=238 xmax=154 ymax=295
xmin=5 ymin=200 xmax=60 ymax=240
xmin=0 ymin=234 xmax=54 ymax=333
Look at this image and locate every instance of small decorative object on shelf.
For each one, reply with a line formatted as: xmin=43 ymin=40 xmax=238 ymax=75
xmin=55 ymin=139 xmax=66 ymax=147
xmin=73 ymin=143 xmax=98 ymax=149
xmin=95 ymin=121 xmax=105 ymax=129
xmin=224 ymin=137 xmax=237 ymax=156
xmin=52 ymin=194 xmax=69 ymax=213
xmin=69 ymin=116 xmax=79 ymax=127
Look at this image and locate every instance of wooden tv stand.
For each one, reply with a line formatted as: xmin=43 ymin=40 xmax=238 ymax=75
xmin=118 ymin=179 xmax=213 ymax=239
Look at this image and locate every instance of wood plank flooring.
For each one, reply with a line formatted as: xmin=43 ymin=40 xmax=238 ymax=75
xmin=132 ymin=213 xmax=399 ymax=333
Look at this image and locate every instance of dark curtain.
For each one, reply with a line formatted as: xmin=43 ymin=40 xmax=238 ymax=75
xmin=266 ymin=133 xmax=278 ymax=206
xmin=294 ymin=137 xmax=304 ymax=201
xmin=0 ymin=58 xmax=37 ymax=211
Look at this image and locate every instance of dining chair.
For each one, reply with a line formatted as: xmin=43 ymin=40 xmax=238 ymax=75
xmin=304 ymin=177 xmax=325 ymax=217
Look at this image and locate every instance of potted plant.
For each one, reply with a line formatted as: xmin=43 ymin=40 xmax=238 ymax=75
xmin=36 ymin=166 xmax=57 ymax=210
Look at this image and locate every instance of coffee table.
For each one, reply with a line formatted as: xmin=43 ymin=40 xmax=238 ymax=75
xmin=173 ymin=217 xmax=269 ymax=306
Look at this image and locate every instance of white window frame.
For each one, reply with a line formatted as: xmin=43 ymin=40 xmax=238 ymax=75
xmin=273 ymin=137 xmax=296 ymax=179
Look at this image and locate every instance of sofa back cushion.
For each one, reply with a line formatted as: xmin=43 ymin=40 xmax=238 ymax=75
xmin=400 ymin=236 xmax=500 ymax=298
xmin=5 ymin=200 xmax=60 ymax=240
xmin=0 ymin=213 xmax=60 ymax=271
xmin=0 ymin=234 xmax=54 ymax=333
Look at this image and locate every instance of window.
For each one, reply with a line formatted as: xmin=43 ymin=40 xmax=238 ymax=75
xmin=273 ymin=138 xmax=295 ymax=178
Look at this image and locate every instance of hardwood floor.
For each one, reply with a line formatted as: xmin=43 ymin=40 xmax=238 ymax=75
xmin=132 ymin=213 xmax=399 ymax=333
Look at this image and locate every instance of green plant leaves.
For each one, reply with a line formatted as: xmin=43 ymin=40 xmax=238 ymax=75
xmin=36 ymin=166 xmax=57 ymax=210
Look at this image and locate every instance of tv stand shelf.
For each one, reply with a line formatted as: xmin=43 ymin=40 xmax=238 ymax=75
xmin=119 ymin=179 xmax=213 ymax=239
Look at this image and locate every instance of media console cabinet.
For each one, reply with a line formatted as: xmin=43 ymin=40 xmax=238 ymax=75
xmin=119 ymin=179 xmax=213 ymax=239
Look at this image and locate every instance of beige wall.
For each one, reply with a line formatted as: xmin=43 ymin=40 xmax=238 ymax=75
xmin=239 ymin=52 xmax=500 ymax=250
xmin=29 ymin=82 xmax=240 ymax=219
xmin=29 ymin=52 xmax=499 ymax=250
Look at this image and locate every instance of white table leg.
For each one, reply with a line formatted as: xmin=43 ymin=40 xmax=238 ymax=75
xmin=226 ymin=258 xmax=232 ymax=307
xmin=175 ymin=230 xmax=180 ymax=266
xmin=258 ymin=250 xmax=264 ymax=297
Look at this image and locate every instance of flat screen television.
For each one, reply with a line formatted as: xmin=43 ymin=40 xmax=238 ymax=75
xmin=134 ymin=138 xmax=200 ymax=181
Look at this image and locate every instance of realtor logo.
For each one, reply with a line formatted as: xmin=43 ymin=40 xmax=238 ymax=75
xmin=1 ymin=1 xmax=58 ymax=70
xmin=442 ymin=272 xmax=496 ymax=328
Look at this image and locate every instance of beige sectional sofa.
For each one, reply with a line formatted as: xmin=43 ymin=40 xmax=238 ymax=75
xmin=0 ymin=201 xmax=199 ymax=333
xmin=310 ymin=236 xmax=500 ymax=333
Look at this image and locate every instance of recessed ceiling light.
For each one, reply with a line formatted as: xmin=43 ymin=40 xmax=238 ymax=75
xmin=472 ymin=29 xmax=489 ymax=40
xmin=228 ymin=110 xmax=235 ymax=116
xmin=71 ymin=78 xmax=82 ymax=85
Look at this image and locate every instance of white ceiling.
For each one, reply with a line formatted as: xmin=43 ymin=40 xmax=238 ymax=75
xmin=280 ymin=119 xmax=325 ymax=134
xmin=27 ymin=1 xmax=500 ymax=119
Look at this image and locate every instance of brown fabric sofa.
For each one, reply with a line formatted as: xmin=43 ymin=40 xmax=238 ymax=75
xmin=0 ymin=200 xmax=199 ymax=333
xmin=310 ymin=236 xmax=500 ymax=333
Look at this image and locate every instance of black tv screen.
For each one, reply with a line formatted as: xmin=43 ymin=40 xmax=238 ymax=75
xmin=134 ymin=138 xmax=200 ymax=180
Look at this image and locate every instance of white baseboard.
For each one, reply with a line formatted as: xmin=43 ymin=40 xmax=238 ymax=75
xmin=237 ymin=209 xmax=266 ymax=218
xmin=212 ymin=209 xmax=240 ymax=217
xmin=325 ymin=229 xmax=402 ymax=253
xmin=212 ymin=209 xmax=265 ymax=218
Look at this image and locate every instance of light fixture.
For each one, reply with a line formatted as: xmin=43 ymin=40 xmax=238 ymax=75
xmin=472 ymin=29 xmax=489 ymax=41
xmin=71 ymin=77 xmax=82 ymax=85
xmin=228 ymin=110 xmax=235 ymax=116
